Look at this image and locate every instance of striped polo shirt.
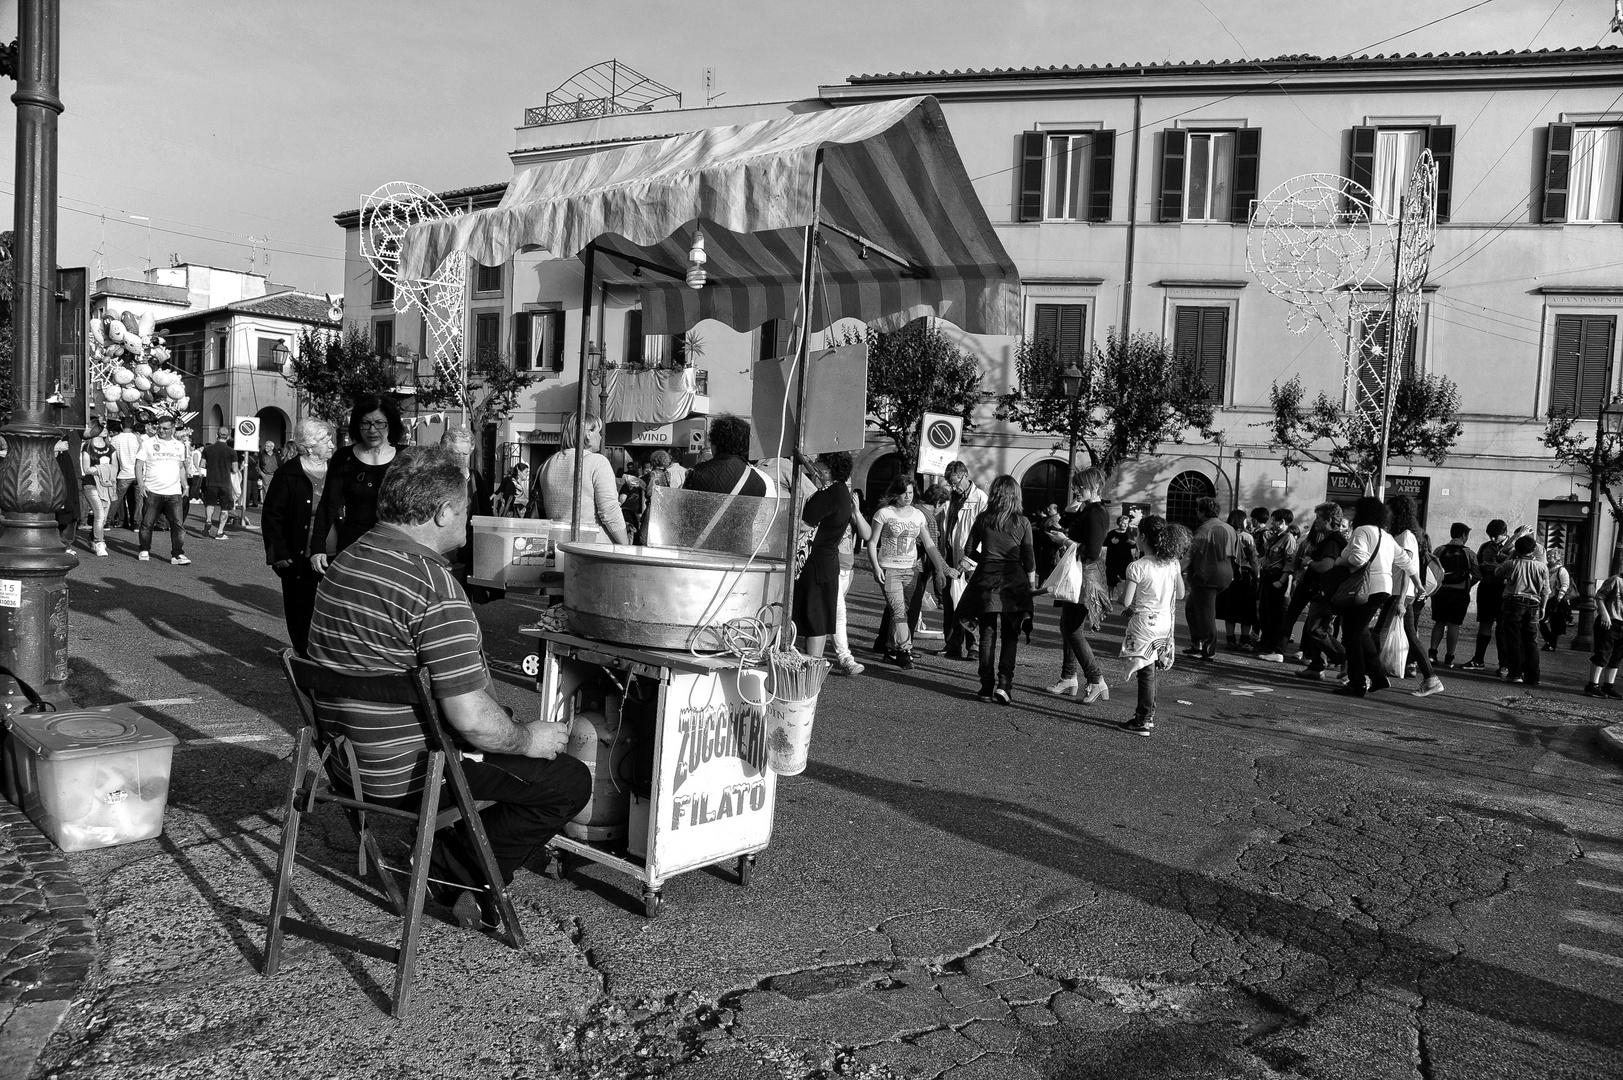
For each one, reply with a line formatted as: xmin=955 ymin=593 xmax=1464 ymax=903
xmin=306 ymin=524 xmax=489 ymax=802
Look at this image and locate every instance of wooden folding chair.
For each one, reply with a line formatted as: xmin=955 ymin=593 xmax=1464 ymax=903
xmin=264 ymin=649 xmax=525 ymax=1017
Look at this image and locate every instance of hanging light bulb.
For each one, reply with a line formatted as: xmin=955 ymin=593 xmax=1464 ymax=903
xmin=686 ymin=229 xmax=708 ymax=290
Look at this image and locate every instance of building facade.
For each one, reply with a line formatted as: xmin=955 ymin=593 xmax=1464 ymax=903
xmin=335 ymin=47 xmax=1623 ymax=582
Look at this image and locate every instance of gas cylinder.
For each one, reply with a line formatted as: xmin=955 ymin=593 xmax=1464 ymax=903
xmin=563 ymin=690 xmax=633 ymax=843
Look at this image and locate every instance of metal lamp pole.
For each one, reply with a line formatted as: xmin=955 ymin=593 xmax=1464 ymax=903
xmin=1060 ymin=362 xmax=1084 ymax=505
xmin=0 ymin=0 xmax=73 ymax=713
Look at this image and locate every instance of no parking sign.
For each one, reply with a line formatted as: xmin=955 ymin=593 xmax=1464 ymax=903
xmin=917 ymin=412 xmax=963 ymax=475
xmin=233 ymin=416 xmax=260 ymax=452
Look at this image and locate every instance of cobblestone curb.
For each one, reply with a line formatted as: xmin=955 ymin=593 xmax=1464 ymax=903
xmin=1599 ymin=723 xmax=1623 ymax=765
xmin=0 ymin=799 xmax=96 ymax=1079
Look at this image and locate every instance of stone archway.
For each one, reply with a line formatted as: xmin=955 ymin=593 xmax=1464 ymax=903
xmin=1166 ymin=470 xmax=1216 ymax=530
xmin=255 ymin=407 xmax=289 ymax=451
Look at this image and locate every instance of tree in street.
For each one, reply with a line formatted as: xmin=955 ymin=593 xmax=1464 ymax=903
xmin=995 ymin=329 xmax=1218 ymax=476
xmin=283 ymin=326 xmax=401 ymax=426
xmin=847 ymin=318 xmax=982 ymax=473
xmin=1542 ymin=398 xmax=1623 ymax=529
xmin=417 ymin=349 xmax=538 ymax=435
xmin=1264 ymin=372 xmax=1463 ymax=488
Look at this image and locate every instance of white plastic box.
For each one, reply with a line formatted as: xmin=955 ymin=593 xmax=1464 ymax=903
xmin=4 ymin=705 xmax=178 ymax=852
xmin=471 ymin=516 xmax=606 ymax=588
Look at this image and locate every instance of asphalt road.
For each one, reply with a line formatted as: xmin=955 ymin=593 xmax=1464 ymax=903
xmin=23 ymin=516 xmax=1623 ymax=1080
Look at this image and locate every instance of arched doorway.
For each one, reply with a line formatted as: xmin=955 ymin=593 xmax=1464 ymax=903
xmin=1020 ymin=459 xmax=1069 ymax=519
xmin=861 ymin=451 xmax=906 ymax=516
xmin=255 ymin=407 xmax=289 ymax=451
xmin=1166 ymin=470 xmax=1216 ymax=529
xmin=208 ymin=405 xmax=226 ymax=442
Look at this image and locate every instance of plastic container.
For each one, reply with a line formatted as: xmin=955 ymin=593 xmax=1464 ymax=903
xmin=470 ymin=516 xmax=557 ymax=589
xmin=4 ymin=705 xmax=178 ymax=852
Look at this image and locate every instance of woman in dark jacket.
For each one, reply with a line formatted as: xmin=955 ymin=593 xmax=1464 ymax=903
xmin=1045 ymin=466 xmax=1111 ymax=702
xmin=958 ymin=475 xmax=1037 ymax=706
xmin=262 ymin=419 xmax=335 ymax=656
xmin=310 ymin=393 xmax=403 ymax=572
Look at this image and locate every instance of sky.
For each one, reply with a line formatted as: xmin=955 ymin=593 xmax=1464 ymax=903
xmin=0 ymin=0 xmax=1615 ymax=296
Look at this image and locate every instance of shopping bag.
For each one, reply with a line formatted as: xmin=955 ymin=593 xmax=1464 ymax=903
xmin=1377 ymin=604 xmax=1407 ymax=678
xmin=949 ymin=562 xmax=973 ymax=608
xmin=1043 ymin=542 xmax=1084 ymax=605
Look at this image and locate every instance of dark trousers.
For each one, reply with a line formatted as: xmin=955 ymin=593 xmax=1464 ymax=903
xmin=112 ymin=477 xmax=139 ymax=528
xmin=276 ymin=559 xmax=322 ymax=657
xmin=1402 ymin=603 xmax=1434 ymax=680
xmin=1300 ymin=602 xmax=1344 ymax=668
xmin=1341 ymin=593 xmax=1390 ymax=690
xmin=942 ymin=586 xmax=976 ymax=656
xmin=977 ymin=611 xmax=1022 ymax=693
xmin=1058 ymin=601 xmax=1103 ymax=682
xmin=1134 ymin=666 xmax=1156 ymax=721
xmin=139 ymin=493 xmax=185 ymax=556
xmin=1282 ymin=581 xmax=1314 ymax=650
xmin=1186 ymin=585 xmax=1222 ymax=653
xmin=1500 ymin=597 xmax=1541 ymax=685
xmin=1256 ymin=574 xmax=1289 ymax=652
xmin=431 ymin=752 xmax=591 ymax=888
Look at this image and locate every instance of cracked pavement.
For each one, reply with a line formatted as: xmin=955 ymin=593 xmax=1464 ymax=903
xmin=18 ymin=532 xmax=1623 ymax=1079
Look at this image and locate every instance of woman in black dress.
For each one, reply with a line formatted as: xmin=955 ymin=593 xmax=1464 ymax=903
xmin=310 ymin=393 xmax=403 ymax=572
xmin=957 ymin=475 xmax=1037 ymax=705
xmin=794 ymin=452 xmax=857 ymax=658
xmin=262 ymin=419 xmax=334 ymax=656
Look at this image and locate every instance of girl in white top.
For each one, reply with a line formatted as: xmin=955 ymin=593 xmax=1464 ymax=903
xmin=867 ymin=476 xmax=951 ymax=664
xmin=1118 ymin=515 xmax=1190 ymax=736
xmin=1388 ymin=494 xmax=1441 ymax=696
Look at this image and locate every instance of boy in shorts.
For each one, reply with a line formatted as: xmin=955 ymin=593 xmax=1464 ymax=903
xmin=1586 ymin=552 xmax=1623 ymax=698
xmin=1428 ymin=523 xmax=1477 ymax=668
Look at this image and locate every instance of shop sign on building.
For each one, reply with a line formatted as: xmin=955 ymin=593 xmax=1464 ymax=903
xmin=1326 ymin=470 xmax=1430 ymax=524
xmin=629 ymin=423 xmax=674 ymax=446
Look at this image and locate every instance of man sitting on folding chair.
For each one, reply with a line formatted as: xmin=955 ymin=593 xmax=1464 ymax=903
xmin=305 ymin=447 xmax=590 ymax=927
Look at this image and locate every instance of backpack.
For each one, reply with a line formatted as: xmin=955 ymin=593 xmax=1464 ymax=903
xmin=1436 ymin=543 xmax=1474 ymax=587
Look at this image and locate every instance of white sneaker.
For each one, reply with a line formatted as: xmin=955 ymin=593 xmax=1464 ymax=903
xmin=835 ymin=655 xmax=865 ymax=676
xmin=94 ymin=542 xmax=107 ymax=557
xmin=1257 ymin=652 xmax=1285 ymax=663
xmin=170 ymin=554 xmax=191 ymax=566
xmin=1412 ymin=677 xmax=1444 ymax=698
xmin=137 ymin=551 xmax=150 ymax=561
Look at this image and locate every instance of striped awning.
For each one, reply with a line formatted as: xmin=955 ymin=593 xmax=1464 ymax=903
xmin=396 ymin=96 xmax=1020 ymax=337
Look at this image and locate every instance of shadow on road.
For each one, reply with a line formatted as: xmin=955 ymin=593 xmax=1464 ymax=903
xmin=803 ymin=758 xmax=1623 ymax=1053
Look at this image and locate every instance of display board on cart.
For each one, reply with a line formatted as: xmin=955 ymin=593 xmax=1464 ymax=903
xmin=749 ymin=343 xmax=869 ymax=459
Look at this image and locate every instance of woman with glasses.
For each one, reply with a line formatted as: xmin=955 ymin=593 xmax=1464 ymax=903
xmin=262 ymin=418 xmax=336 ymax=656
xmin=310 ymin=394 xmax=404 ymax=572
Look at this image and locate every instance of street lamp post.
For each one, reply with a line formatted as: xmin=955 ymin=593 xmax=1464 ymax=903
xmin=0 ymin=0 xmax=73 ymax=713
xmin=1575 ymin=400 xmax=1623 ymax=650
xmin=1060 ymin=361 xmax=1084 ymax=505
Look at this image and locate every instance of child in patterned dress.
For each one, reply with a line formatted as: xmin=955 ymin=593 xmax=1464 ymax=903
xmin=1118 ymin=516 xmax=1191 ymax=736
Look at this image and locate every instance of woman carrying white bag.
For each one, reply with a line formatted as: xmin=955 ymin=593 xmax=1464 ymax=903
xmin=1042 ymin=466 xmax=1113 ymax=702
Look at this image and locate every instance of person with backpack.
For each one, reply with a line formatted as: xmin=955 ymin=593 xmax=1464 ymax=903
xmin=1540 ymin=546 xmax=1576 ymax=651
xmin=1428 ymin=523 xmax=1478 ymax=668
xmin=1462 ymin=519 xmax=1512 ymax=671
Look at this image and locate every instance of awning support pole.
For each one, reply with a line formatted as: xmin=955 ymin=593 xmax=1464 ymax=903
xmin=571 ymin=242 xmax=596 ymax=543
xmin=781 ymin=152 xmax=824 ymax=649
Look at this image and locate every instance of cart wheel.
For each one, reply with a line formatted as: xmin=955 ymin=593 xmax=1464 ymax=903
xmin=544 ymin=847 xmax=566 ymax=880
xmin=737 ymin=854 xmax=756 ymax=887
xmin=641 ymin=887 xmax=663 ymax=919
xmin=521 ymin=653 xmax=542 ymax=677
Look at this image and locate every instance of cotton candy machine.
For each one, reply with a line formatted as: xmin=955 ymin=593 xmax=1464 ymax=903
xmin=559 ymin=543 xmax=787 ymax=651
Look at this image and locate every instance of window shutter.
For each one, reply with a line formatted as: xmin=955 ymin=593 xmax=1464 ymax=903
xmin=1550 ymin=315 xmax=1583 ymax=416
xmin=1173 ymin=306 xmax=1201 ymax=364
xmin=1348 ymin=126 xmax=1376 ymax=215
xmin=1542 ymin=123 xmax=1574 ymax=224
xmin=1578 ymin=316 xmax=1616 ymax=419
xmin=1198 ymin=308 xmax=1229 ymax=400
xmin=1034 ymin=304 xmax=1060 ymax=350
xmin=1159 ymin=129 xmax=1187 ymax=222
xmin=1018 ymin=131 xmax=1046 ymax=222
xmin=1088 ymin=130 xmax=1115 ymax=222
xmin=546 ymin=312 xmax=565 ymax=371
xmin=1057 ymin=305 xmax=1085 ymax=365
xmin=1230 ymin=127 xmax=1261 ymax=223
xmin=1427 ymin=125 xmax=1455 ymax=222
xmin=513 ymin=313 xmax=532 ymax=371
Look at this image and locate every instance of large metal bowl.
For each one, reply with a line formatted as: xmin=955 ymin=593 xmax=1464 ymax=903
xmin=558 ymin=543 xmax=788 ymax=651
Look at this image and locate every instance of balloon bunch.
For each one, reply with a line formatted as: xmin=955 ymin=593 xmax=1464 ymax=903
xmin=91 ymin=310 xmax=191 ymax=422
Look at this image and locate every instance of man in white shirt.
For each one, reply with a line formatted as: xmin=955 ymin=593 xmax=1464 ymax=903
xmin=135 ymin=414 xmax=193 ymax=565
xmin=108 ymin=420 xmax=143 ymax=529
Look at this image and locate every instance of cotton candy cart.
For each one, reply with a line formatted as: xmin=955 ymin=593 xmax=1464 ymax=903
xmin=524 ymin=628 xmax=775 ymax=917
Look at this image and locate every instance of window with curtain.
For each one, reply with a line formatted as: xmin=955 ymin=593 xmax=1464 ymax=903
xmin=1045 ymin=133 xmax=1094 ymax=221
xmin=1569 ymin=126 xmax=1622 ymax=223
xmin=1372 ymin=129 xmax=1425 ymax=220
xmin=1184 ymin=132 xmax=1235 ymax=222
